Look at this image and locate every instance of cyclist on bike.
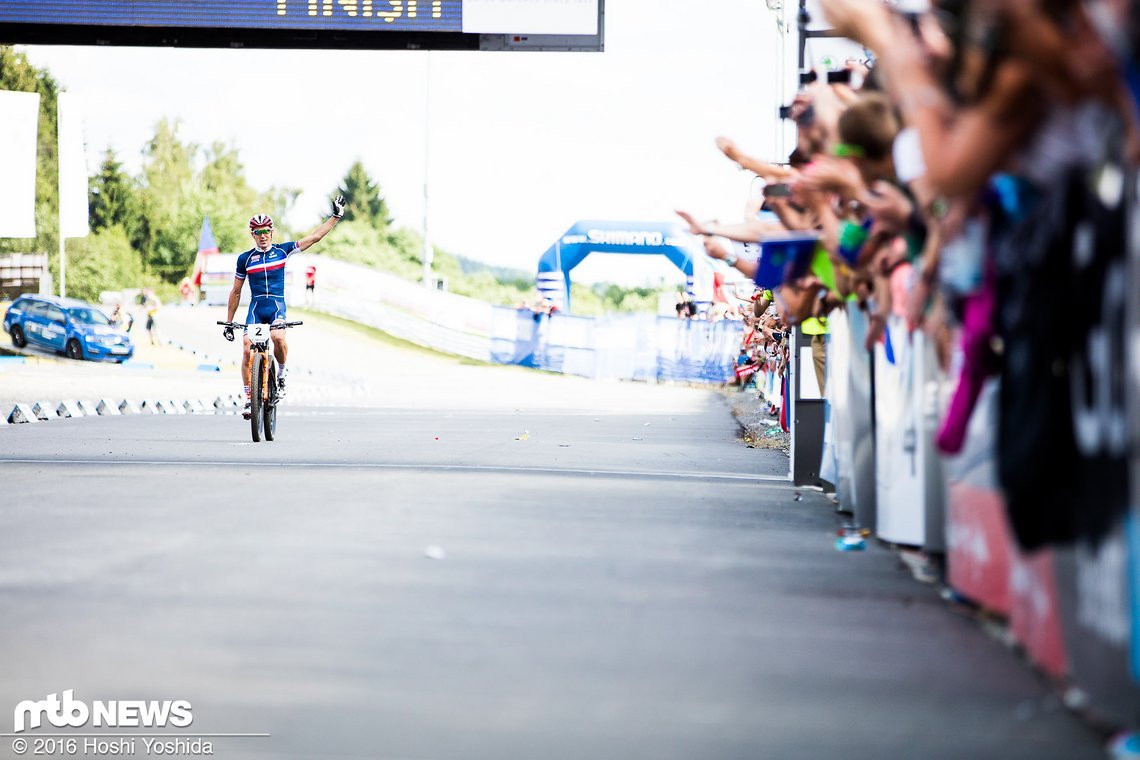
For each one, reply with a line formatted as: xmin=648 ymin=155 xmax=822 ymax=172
xmin=223 ymin=196 xmax=345 ymax=418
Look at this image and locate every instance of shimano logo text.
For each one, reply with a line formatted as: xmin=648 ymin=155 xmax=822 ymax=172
xmin=586 ymin=229 xmax=665 ymax=246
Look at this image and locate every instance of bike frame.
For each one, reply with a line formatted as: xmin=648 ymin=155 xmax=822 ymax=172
xmin=217 ymin=320 xmax=302 ymax=442
xmin=245 ymin=323 xmax=277 ymax=404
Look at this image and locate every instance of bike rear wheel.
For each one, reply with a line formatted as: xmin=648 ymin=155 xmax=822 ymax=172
xmin=263 ymin=363 xmax=278 ymax=441
xmin=250 ymin=353 xmax=264 ymax=442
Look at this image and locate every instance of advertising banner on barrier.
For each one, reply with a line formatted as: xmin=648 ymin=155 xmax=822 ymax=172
xmin=944 ymin=379 xmax=1013 ymax=613
xmin=828 ymin=308 xmax=853 ymax=504
xmin=838 ymin=305 xmax=875 ymax=527
xmin=546 ymin=313 xmax=597 ymax=377
xmin=874 ymin=319 xmax=925 ymax=545
xmin=873 ymin=318 xmax=945 ymax=548
xmin=657 ymin=318 xmax=740 ymax=384
xmin=820 ymin=309 xmax=848 ymax=494
xmin=1055 ymin=524 xmax=1139 ymax=725
xmin=491 ymin=308 xmax=545 ymax=366
xmin=1129 ymin=168 xmax=1140 ymax=685
xmin=1009 ymin=548 xmax=1067 ymax=678
xmin=1131 ymin=516 xmax=1140 ymax=684
xmin=1005 ymin=165 xmax=1133 ymax=718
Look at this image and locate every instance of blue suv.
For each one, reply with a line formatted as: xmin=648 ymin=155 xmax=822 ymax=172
xmin=3 ymin=294 xmax=135 ymax=362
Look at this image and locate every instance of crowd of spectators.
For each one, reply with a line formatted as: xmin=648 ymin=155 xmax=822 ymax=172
xmin=518 ymin=294 xmax=561 ymax=319
xmin=674 ymin=0 xmax=1135 ymax=546
xmin=731 ymin=288 xmax=790 ymax=409
xmin=676 ymin=282 xmax=758 ymax=323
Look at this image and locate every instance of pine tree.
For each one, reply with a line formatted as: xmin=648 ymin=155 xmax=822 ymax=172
xmin=135 ymin=118 xmax=197 ymax=277
xmin=334 ymin=160 xmax=392 ymax=229
xmin=89 ymin=148 xmax=137 ymax=234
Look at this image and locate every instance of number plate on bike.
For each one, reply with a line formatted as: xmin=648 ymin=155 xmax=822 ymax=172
xmin=250 ymin=323 xmax=272 ymax=341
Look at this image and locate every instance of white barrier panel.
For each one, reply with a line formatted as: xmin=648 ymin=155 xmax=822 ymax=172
xmin=873 ymin=317 xmax=945 ymax=546
xmin=656 ymin=318 xmax=742 ymax=384
xmin=547 ymin=313 xmax=598 ymax=378
xmin=828 ymin=309 xmax=854 ymax=506
xmin=799 ymin=345 xmax=823 ymax=400
xmin=834 ymin=305 xmax=876 ymax=527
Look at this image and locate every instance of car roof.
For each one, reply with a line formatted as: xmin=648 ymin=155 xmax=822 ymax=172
xmin=15 ymin=294 xmax=97 ymax=309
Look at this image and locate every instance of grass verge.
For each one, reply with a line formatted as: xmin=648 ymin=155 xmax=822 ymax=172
xmin=290 ymin=307 xmax=510 ymax=369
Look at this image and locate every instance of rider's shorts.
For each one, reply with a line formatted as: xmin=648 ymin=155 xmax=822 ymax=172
xmin=245 ymin=296 xmax=287 ymax=329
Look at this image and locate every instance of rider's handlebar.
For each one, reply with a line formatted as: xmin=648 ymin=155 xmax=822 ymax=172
xmin=217 ymin=321 xmax=303 ymax=329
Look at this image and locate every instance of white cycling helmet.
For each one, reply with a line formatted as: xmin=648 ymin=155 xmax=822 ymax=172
xmin=249 ymin=214 xmax=274 ymax=232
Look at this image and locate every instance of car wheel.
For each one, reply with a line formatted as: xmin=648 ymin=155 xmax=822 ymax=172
xmin=66 ymin=338 xmax=84 ymax=360
xmin=9 ymin=325 xmax=26 ymax=348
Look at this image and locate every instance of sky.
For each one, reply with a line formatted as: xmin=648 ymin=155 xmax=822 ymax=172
xmin=20 ymin=0 xmax=791 ymax=286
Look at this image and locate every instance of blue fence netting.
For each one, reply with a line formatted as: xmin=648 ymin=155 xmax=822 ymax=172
xmin=489 ymin=308 xmax=741 ymax=384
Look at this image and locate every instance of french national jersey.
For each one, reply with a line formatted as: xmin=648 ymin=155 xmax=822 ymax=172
xmin=235 ymin=242 xmax=300 ymax=299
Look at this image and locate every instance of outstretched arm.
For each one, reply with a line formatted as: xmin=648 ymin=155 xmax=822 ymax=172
xmin=675 ymin=209 xmax=786 ymax=243
xmin=297 ymin=195 xmax=345 ymax=252
xmin=702 ymin=236 xmax=759 ymax=279
xmin=716 ymin=136 xmax=796 ymax=180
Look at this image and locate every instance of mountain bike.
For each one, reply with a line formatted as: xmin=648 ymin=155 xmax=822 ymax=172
xmin=217 ymin=320 xmax=302 ymax=442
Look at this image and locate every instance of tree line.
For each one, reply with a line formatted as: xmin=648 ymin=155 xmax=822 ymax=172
xmin=0 ymin=46 xmax=663 ymax=314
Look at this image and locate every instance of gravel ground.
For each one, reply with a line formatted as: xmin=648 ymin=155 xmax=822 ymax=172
xmin=727 ymin=386 xmax=790 ymax=454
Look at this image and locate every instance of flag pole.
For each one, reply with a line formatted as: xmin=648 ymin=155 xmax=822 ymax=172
xmin=58 ymin=91 xmax=67 ymax=298
xmin=421 ymin=51 xmax=433 ymax=289
xmin=59 ymin=222 xmax=66 ymax=298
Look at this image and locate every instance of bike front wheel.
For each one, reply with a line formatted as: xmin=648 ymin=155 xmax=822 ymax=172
xmin=263 ymin=363 xmax=278 ymax=441
xmin=250 ymin=353 xmax=264 ymax=442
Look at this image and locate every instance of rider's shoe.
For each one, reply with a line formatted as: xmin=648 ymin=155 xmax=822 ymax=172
xmin=242 ymin=399 xmax=251 ymax=420
xmin=276 ymin=374 xmax=286 ymax=400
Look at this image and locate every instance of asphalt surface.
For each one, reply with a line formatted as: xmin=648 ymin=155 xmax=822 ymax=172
xmin=0 ymin=309 xmax=1105 ymax=760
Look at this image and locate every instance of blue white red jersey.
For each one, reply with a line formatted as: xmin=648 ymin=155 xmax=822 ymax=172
xmin=234 ymin=242 xmax=300 ymax=299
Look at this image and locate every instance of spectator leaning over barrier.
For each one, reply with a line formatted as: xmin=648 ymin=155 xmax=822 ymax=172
xmin=798 ymin=92 xmax=912 ymax=349
xmin=810 ymin=0 xmax=1137 ymax=549
xmin=816 ymin=0 xmax=1132 ymax=453
xmin=753 ymin=288 xmax=773 ymax=318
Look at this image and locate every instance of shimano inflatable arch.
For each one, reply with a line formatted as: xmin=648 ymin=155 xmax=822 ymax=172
xmin=535 ymin=220 xmax=715 ymax=313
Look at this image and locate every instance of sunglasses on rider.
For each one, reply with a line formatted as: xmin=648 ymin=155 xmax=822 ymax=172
xmin=252 ymin=228 xmax=272 ymax=236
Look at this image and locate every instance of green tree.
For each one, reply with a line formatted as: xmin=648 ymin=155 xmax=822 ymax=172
xmin=89 ymin=148 xmax=138 ymax=235
xmin=196 ymin=142 xmax=251 ymax=255
xmin=197 ymin=141 xmax=300 ymax=254
xmin=334 ymin=160 xmax=391 ymax=229
xmin=132 ymin=125 xmax=299 ymax=281
xmin=317 ymin=219 xmax=420 ymax=280
xmin=65 ymin=225 xmax=146 ymax=302
xmin=134 ymin=118 xmax=197 ymax=278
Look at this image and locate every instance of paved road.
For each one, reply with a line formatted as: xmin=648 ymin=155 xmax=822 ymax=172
xmin=0 ymin=310 xmax=1104 ymax=759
